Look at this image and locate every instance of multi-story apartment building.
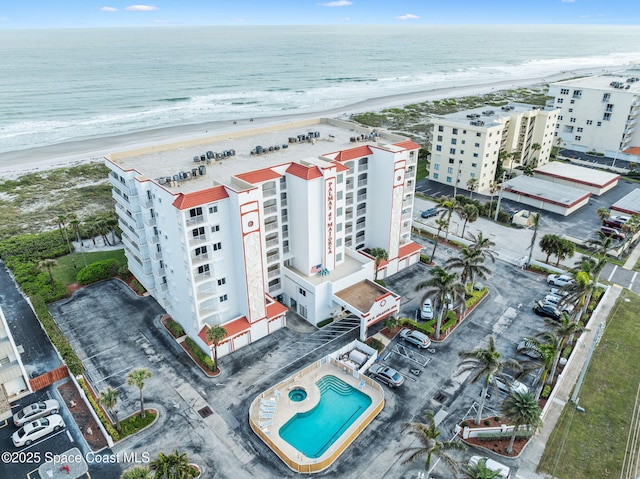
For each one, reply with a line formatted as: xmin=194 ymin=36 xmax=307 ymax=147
xmin=429 ymin=103 xmax=558 ymax=193
xmin=105 ymin=118 xmax=422 ymax=358
xmin=0 ymin=307 xmax=31 ymax=421
xmin=549 ymin=72 xmax=640 ymax=160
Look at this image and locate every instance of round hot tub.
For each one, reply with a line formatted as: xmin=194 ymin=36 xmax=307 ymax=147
xmin=288 ymin=387 xmax=307 ymax=402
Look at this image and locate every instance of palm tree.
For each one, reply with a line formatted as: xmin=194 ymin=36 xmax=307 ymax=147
xmin=127 ymin=368 xmax=153 ymax=419
xmin=438 ymin=196 xmax=460 ymax=241
xmin=562 ymin=270 xmax=595 ymax=324
xmin=120 ymin=465 xmax=152 ymax=479
xmin=457 ymin=336 xmax=522 ymax=424
xmin=467 ymin=231 xmax=497 ymax=263
xmin=57 ymin=214 xmax=76 ymax=268
xmin=539 ymin=234 xmax=561 ymax=264
xmin=397 ymin=411 xmax=465 ymax=476
xmin=150 ymin=450 xmax=195 ymax=479
xmin=467 ymin=178 xmax=478 ymax=200
xmin=487 ymin=181 xmax=499 ymax=218
xmin=38 ymin=258 xmax=57 ymax=287
xmin=516 ymin=336 xmax=557 ymax=400
xmin=369 ymin=247 xmax=388 ymax=281
xmin=528 ymin=143 xmax=542 ymax=168
xmin=415 ymin=267 xmax=465 ymax=339
xmin=462 ymin=457 xmax=504 ymax=479
xmin=554 ymin=238 xmax=575 ymax=267
xmin=501 ymin=391 xmax=542 ymax=454
xmin=458 ymin=204 xmax=479 ymax=238
xmin=69 ymin=214 xmax=88 ymax=267
xmin=526 ymin=213 xmax=540 ymax=267
xmin=431 ymin=217 xmax=449 ymax=259
xmin=383 ymin=316 xmax=399 ymax=331
xmin=595 ymin=207 xmax=610 ymax=223
xmin=99 ymin=386 xmax=122 ymax=432
xmin=445 ymin=246 xmax=491 ymax=288
xmin=206 ymin=325 xmax=228 ymax=373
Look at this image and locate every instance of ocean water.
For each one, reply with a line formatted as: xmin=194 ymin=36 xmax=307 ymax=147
xmin=1 ymin=24 xmax=640 ymax=155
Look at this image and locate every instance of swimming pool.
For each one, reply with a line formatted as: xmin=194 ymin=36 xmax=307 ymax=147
xmin=279 ymin=375 xmax=372 ymax=458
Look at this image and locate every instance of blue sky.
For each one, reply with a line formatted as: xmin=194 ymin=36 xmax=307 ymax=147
xmin=1 ymin=0 xmax=638 ymax=28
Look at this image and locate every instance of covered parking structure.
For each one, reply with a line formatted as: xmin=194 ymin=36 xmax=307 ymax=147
xmin=499 ymin=175 xmax=591 ymax=216
xmin=534 ymin=161 xmax=620 ymax=196
xmin=610 ymin=188 xmax=640 ymax=216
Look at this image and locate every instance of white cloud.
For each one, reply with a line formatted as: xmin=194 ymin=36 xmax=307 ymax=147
xmin=125 ymin=5 xmax=158 ymax=11
xmin=234 ymin=18 xmax=247 ymax=23
xmin=561 ymin=0 xmax=576 ymax=3
xmin=317 ymin=1 xmax=353 ymax=7
xmin=100 ymin=6 xmax=118 ymax=12
xmin=395 ymin=13 xmax=419 ymax=20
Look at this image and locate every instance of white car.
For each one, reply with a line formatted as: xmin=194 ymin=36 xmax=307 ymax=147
xmin=468 ymin=456 xmax=512 ymax=478
xmin=547 ymin=274 xmax=575 ymax=287
xmin=13 ymin=399 xmax=60 ymax=427
xmin=543 ymin=294 xmax=573 ymax=313
xmin=12 ymin=414 xmax=66 ymax=447
xmin=490 ymin=373 xmax=529 ymax=395
xmin=399 ymin=328 xmax=432 ymax=349
xmin=420 ymin=298 xmax=434 ymax=320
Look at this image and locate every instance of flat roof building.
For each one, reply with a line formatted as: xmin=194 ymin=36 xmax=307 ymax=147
xmin=0 ymin=307 xmax=31 ymax=421
xmin=549 ymin=71 xmax=640 ymax=162
xmin=500 ymin=175 xmax=591 ymax=216
xmin=105 ymin=118 xmax=421 ymax=358
xmin=533 ymin=161 xmax=620 ymax=196
xmin=429 ymin=103 xmax=558 ymax=194
xmin=610 ymin=188 xmax=640 ymax=216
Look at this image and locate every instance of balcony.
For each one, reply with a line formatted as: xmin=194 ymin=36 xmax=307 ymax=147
xmin=281 ymin=215 xmax=288 ymax=223
xmin=356 ymin=222 xmax=366 ymax=231
xmin=268 ymin=268 xmax=281 ymax=279
xmin=357 ymin=194 xmax=367 ymax=203
xmin=148 ymin=234 xmax=160 ymax=244
xmin=142 ymin=199 xmax=153 ymax=209
xmin=158 ymin=282 xmax=168 ymax=292
xmin=194 ymin=271 xmax=212 ymax=283
xmin=154 ymin=265 xmax=165 ymax=276
xmin=267 ymin=253 xmax=280 ymax=263
xmin=346 ymin=196 xmax=354 ymax=206
xmin=196 ymin=286 xmax=216 ymax=300
xmin=266 ymin=238 xmax=279 ymax=248
xmin=268 ymin=282 xmax=282 ymax=294
xmin=346 ymin=182 xmax=354 ymax=190
xmin=189 ymin=234 xmax=207 ymax=245
xmin=191 ymin=252 xmax=210 ymax=264
xmin=151 ymin=249 xmax=163 ymax=260
xmin=186 ymin=215 xmax=205 ymax=227
xmin=263 ymin=187 xmax=277 ymax=197
xmin=144 ymin=216 xmax=157 ymax=227
xmin=345 ymin=212 xmax=353 ymax=220
xmin=263 ymin=205 xmax=278 ymax=215
xmin=357 ymin=207 xmax=366 ymax=216
xmin=265 ymin=222 xmax=279 ymax=232
xmin=357 ymin=179 xmax=367 ymax=187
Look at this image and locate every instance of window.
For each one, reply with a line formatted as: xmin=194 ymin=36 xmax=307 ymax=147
xmin=189 ymin=207 xmax=202 ymax=217
xmin=558 ymin=115 xmax=563 ymax=120
xmin=446 ymin=176 xmax=453 ymax=183
xmin=337 ymin=174 xmax=343 ymax=184
xmin=470 ymin=172 xmax=476 ymax=178
xmin=473 ymin=153 xmax=479 ymax=158
xmin=572 ymin=89 xmax=582 ymax=98
xmin=198 ymin=264 xmax=210 ymax=274
xmin=434 ymin=164 xmax=440 ymax=170
xmin=209 ymin=205 xmax=218 ymax=213
xmin=476 ymin=132 xmax=481 ymax=137
xmin=575 ymin=136 xmax=582 ymax=141
xmin=217 ymin=278 xmax=226 ymax=286
xmin=472 ymin=163 xmax=477 ymax=168
xmin=577 ymin=127 xmax=583 ymax=132
xmin=452 ymin=128 xmax=458 ymax=134
xmin=299 ymin=287 xmax=306 ymax=296
xmin=337 ymin=223 xmax=342 ymax=232
xmin=460 ymin=150 xmax=465 ymax=154
xmin=449 ymin=148 xmax=456 ymax=154
xmin=192 ymin=227 xmax=205 ymax=238
xmin=603 ymin=93 xmax=611 ymax=101
xmin=437 ymin=135 xmax=443 ymax=141
xmin=436 ymin=145 xmax=442 ymax=152
xmin=451 ymin=138 xmax=457 ymax=145
xmin=603 ymin=112 xmax=611 ymax=121
xmin=438 ymin=125 xmax=444 ymax=132
xmin=447 ymin=167 xmax=454 ymax=174
xmin=570 ymin=117 xmax=576 ymax=123
xmin=474 ymin=143 xmax=480 ymax=147
xmin=570 ymin=99 xmax=575 ymax=104
xmin=219 ymin=294 xmax=228 ymax=302
xmin=597 ymin=121 xmax=602 ymax=126
xmin=0 ymin=355 xmax=9 ymax=366
xmin=194 ymin=246 xmax=207 ymax=256
xmin=557 ymin=98 xmax=563 ymax=104
xmin=433 ymin=173 xmax=439 ymax=179
xmin=606 ymin=103 xmax=614 ymax=112
xmin=449 ymin=158 xmax=455 ymax=164
xmin=211 ymin=224 xmax=220 ymax=233
xmin=568 ymin=108 xmax=573 ymax=113
xmin=560 ymin=88 xmax=569 ymax=94
xmin=337 ymin=207 xmax=343 ymax=216
xmin=213 ymin=242 xmax=222 ymax=251
xmin=336 ymin=253 xmax=342 ymax=262
xmin=586 ymin=120 xmax=593 ymax=125
xmin=337 ymin=191 xmax=343 ymax=200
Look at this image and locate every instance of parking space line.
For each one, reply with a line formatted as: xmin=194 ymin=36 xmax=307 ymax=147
xmin=93 ymin=365 xmax=135 ymax=384
xmin=607 ymin=264 xmax=618 ymax=282
xmin=630 ymin=271 xmax=637 ymax=290
xmin=84 ymin=344 xmax=119 ymax=361
xmin=27 ymin=467 xmax=39 ymax=479
xmin=0 ymin=418 xmax=8 ymax=429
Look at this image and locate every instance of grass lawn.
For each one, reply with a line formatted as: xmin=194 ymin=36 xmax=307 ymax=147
xmin=537 ymin=289 xmax=640 ymax=479
xmin=52 ymin=249 xmax=127 ymax=285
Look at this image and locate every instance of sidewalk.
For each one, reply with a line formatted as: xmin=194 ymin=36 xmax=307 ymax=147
xmin=623 ymin=239 xmax=640 ymax=270
xmin=515 ymin=283 xmax=623 ymax=479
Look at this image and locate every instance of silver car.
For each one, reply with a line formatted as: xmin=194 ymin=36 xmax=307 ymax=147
xmin=13 ymin=399 xmax=60 ymax=427
xmin=368 ymin=364 xmax=405 ymax=388
xmin=12 ymin=414 xmax=65 ymax=447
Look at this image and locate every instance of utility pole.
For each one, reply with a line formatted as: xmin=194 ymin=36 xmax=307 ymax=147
xmin=493 ymin=172 xmax=506 ymax=222
xmin=570 ymin=321 xmax=605 ymax=408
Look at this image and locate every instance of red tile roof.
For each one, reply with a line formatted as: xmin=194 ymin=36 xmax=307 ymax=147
xmin=172 ymin=185 xmax=229 ymax=210
xmin=286 ymin=162 xmax=323 ymax=180
xmin=398 ymin=242 xmax=423 ymax=258
xmin=198 ymin=316 xmax=251 ymax=345
xmin=623 ymin=147 xmax=640 ymax=156
xmin=331 ymin=145 xmax=373 ymax=162
xmin=394 ymin=140 xmax=421 ymax=150
xmin=266 ymin=301 xmax=288 ymax=318
xmin=235 ymin=168 xmax=282 ymax=184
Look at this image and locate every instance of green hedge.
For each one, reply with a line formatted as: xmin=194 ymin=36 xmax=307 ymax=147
xmin=465 ymin=287 xmax=488 ymax=309
xmin=441 ymin=311 xmax=458 ymax=331
xmin=366 ymin=337 xmax=386 ymax=354
xmin=30 ymin=294 xmax=83 ymax=375
xmin=419 ymin=254 xmax=430 ymax=264
xmin=78 ymin=377 xmax=120 ymax=441
xmin=184 ymin=337 xmax=216 ymax=372
xmin=401 ymin=318 xmax=435 ymax=336
xmin=76 ymin=258 xmax=120 ymax=285
xmin=317 ymin=318 xmax=334 ymax=328
xmin=165 ymin=318 xmax=185 ymax=338
xmin=119 ymin=411 xmax=157 ymax=439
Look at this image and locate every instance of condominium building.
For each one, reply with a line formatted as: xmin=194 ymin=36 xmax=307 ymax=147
xmin=0 ymin=307 xmax=31 ymax=421
xmin=105 ymin=118 xmax=422 ymax=358
xmin=428 ymin=103 xmax=558 ymax=194
xmin=549 ymin=72 xmax=640 ymax=159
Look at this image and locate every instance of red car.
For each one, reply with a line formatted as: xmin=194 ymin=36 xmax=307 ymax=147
xmin=600 ymin=226 xmax=625 ymax=240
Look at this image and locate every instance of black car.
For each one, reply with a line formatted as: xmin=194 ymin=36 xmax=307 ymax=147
xmin=421 ymin=207 xmax=439 ymax=218
xmin=533 ymin=300 xmax=562 ymax=321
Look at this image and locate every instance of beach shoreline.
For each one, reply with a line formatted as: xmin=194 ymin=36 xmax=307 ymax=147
xmin=0 ymin=65 xmax=616 ymax=180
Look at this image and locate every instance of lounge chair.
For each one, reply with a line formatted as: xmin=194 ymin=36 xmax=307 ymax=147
xmin=259 ymin=419 xmax=272 ymax=428
xmin=261 ymin=398 xmax=276 ymax=407
xmin=259 ymin=412 xmax=274 ymax=420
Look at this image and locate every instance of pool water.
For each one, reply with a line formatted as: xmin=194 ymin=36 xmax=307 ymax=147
xmin=279 ymin=375 xmax=372 ymax=458
xmin=289 ymin=388 xmax=307 ymax=402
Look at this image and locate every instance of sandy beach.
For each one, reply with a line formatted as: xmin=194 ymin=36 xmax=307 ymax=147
xmin=0 ymin=66 xmax=616 ymax=180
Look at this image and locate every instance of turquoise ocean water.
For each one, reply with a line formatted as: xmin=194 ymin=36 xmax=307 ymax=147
xmin=1 ymin=25 xmax=640 ymax=155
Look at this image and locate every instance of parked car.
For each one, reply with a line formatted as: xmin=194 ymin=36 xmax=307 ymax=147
xmin=368 ymin=364 xmax=405 ymax=388
xmin=420 ymin=207 xmax=439 ymax=218
xmin=546 ymin=274 xmax=575 ymax=287
xmin=602 ymin=215 xmax=629 ymax=229
xmin=549 ymin=287 xmax=568 ymax=297
xmin=533 ymin=300 xmax=563 ymax=321
xmin=543 ymin=294 xmax=573 ymax=314
xmin=600 ymin=226 xmax=626 ymax=240
xmin=420 ymin=298 xmax=434 ymax=320
xmin=517 ymin=339 xmax=542 ymax=359
xmin=490 ymin=373 xmax=529 ymax=395
xmin=12 ymin=414 xmax=65 ymax=447
xmin=13 ymin=399 xmax=60 ymax=427
xmin=399 ymin=328 xmax=432 ymax=349
xmin=468 ymin=456 xmax=512 ymax=478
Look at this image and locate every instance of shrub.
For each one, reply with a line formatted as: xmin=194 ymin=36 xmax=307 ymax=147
xmin=529 ymin=264 xmax=556 ymax=275
xmin=119 ymin=411 xmax=157 ymax=439
xmin=484 ymin=420 xmax=491 ymax=426
xmin=419 ymin=254 xmax=431 ymax=264
xmin=465 ymin=287 xmax=488 ymax=309
xmin=461 ymin=421 xmax=468 ymax=427
xmin=77 ymin=376 xmax=120 ymax=441
xmin=317 ymin=318 xmax=334 ymax=328
xmin=402 ymin=318 xmax=435 ymax=335
xmin=366 ymin=337 xmax=385 ymax=354
xmin=541 ymin=385 xmax=552 ymax=399
xmin=76 ymin=259 xmax=120 ymax=285
xmin=184 ymin=337 xmax=216 ymax=372
xmin=165 ymin=318 xmax=185 ymax=338
xmin=130 ymin=278 xmax=146 ymax=295
xmin=374 ymin=279 xmax=386 ymax=287
xmin=562 ymin=346 xmax=573 ymax=359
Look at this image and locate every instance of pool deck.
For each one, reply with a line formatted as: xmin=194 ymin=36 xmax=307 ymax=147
xmin=249 ymin=359 xmax=385 ymax=474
